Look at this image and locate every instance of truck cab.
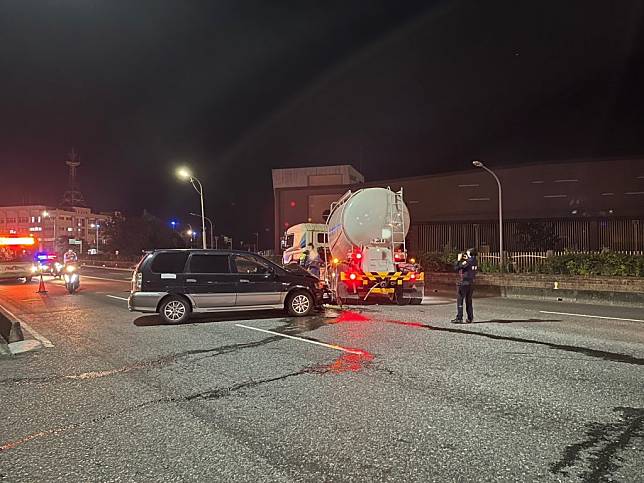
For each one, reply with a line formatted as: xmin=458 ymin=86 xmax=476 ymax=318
xmin=281 ymin=223 xmax=328 ymax=265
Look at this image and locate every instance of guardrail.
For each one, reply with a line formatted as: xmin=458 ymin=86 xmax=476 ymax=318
xmin=80 ymin=260 xmax=137 ymax=270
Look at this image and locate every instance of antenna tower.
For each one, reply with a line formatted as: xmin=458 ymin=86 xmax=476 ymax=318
xmin=61 ymin=148 xmax=87 ymax=206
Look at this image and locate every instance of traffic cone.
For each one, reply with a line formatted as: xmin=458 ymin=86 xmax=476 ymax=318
xmin=36 ymin=273 xmax=48 ymax=294
xmin=8 ymin=321 xmax=24 ymax=343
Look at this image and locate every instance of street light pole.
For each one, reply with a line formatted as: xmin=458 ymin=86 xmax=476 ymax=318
xmin=176 ymin=167 xmax=207 ymax=249
xmin=472 ymin=160 xmax=504 ymax=271
xmin=189 ymin=212 xmax=213 ymax=249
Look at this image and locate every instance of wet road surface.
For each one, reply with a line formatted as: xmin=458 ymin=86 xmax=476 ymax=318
xmin=0 ymin=268 xmax=642 ymax=481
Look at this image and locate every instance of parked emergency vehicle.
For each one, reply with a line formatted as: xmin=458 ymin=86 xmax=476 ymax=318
xmin=0 ymin=236 xmax=37 ymax=282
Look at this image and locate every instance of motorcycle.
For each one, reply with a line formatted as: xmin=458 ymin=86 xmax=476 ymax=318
xmin=51 ymin=261 xmax=64 ymax=279
xmin=63 ymin=263 xmax=80 ymax=294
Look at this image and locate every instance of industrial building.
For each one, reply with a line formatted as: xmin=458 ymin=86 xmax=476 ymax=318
xmin=272 ymin=158 xmax=644 ymax=253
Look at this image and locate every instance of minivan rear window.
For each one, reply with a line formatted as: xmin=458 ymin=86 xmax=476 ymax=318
xmin=189 ymin=254 xmax=230 ymax=274
xmin=150 ymin=252 xmax=188 ymax=273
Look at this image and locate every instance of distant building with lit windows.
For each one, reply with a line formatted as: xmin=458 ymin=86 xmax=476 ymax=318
xmin=0 ymin=205 xmax=112 ymax=254
xmin=273 ymin=158 xmax=644 ymax=253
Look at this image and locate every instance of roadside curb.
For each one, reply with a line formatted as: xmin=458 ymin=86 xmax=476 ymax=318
xmin=0 ymin=304 xmax=43 ymax=357
xmin=425 ymin=276 xmax=644 ymax=308
xmin=0 ymin=306 xmax=24 ymax=342
xmin=8 ymin=339 xmax=43 ymax=355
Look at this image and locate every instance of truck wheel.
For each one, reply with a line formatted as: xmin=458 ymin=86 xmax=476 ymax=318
xmin=286 ymin=290 xmax=313 ymax=317
xmin=159 ymin=296 xmax=191 ymax=324
xmin=395 ymin=289 xmax=410 ymax=305
xmin=24 ymin=276 xmax=32 ymax=283
xmin=410 ymin=298 xmax=423 ymax=305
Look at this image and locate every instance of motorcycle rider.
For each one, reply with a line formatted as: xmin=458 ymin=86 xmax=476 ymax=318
xmin=63 ymin=249 xmax=78 ymax=265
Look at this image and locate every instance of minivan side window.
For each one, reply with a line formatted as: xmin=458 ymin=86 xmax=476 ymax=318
xmin=232 ymin=255 xmax=271 ymax=274
xmin=189 ymin=254 xmax=230 ymax=274
xmin=150 ymin=252 xmax=188 ymax=273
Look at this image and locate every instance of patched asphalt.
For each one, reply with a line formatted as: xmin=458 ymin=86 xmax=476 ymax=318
xmin=0 ymin=273 xmax=642 ymax=481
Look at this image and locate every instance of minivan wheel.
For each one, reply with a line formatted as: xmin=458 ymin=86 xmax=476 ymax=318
xmin=286 ymin=290 xmax=314 ymax=317
xmin=159 ymin=296 xmax=191 ymax=324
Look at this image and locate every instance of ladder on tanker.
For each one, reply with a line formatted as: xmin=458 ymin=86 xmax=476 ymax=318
xmin=388 ymin=187 xmax=406 ymax=255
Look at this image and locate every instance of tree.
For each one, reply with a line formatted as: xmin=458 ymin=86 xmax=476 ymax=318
xmin=104 ymin=213 xmax=185 ymax=257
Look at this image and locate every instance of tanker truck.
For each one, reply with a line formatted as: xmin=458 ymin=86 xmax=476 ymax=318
xmin=326 ymin=187 xmax=424 ymax=305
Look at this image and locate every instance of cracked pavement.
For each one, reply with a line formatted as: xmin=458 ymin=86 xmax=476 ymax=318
xmin=0 ymin=268 xmax=642 ymax=481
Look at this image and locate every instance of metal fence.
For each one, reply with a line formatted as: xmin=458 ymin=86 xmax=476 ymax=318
xmin=477 ymin=250 xmax=644 ymax=272
xmin=412 ymin=217 xmax=644 ymax=253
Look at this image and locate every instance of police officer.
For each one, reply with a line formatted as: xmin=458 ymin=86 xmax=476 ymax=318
xmin=451 ymin=248 xmax=478 ymax=324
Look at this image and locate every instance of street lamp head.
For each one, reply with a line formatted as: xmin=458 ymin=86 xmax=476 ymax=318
xmin=176 ymin=167 xmax=192 ymax=180
xmin=186 ymin=229 xmax=193 ymax=236
xmin=42 ymin=210 xmax=49 ymax=217
xmin=472 ymin=160 xmax=484 ymax=168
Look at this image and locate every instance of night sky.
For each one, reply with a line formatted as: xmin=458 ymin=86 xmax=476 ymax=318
xmin=1 ymin=0 xmax=643 ymax=246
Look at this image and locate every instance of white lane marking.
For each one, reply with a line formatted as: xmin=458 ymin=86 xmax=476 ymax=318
xmin=540 ymin=310 xmax=644 ymax=323
xmin=236 ymin=323 xmax=364 ymax=355
xmin=106 ymin=295 xmax=129 ymax=301
xmin=0 ymin=302 xmax=54 ymax=348
xmin=82 ymin=275 xmax=131 ymax=283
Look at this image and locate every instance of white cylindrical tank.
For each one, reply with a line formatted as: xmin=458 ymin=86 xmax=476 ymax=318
xmin=327 ymin=188 xmax=410 ymax=259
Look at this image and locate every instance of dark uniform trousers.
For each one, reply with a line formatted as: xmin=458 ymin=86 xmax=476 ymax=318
xmin=456 ymin=284 xmax=474 ymax=321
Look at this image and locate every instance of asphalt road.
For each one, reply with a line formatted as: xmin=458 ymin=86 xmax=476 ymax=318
xmin=0 ymin=267 xmax=642 ymax=482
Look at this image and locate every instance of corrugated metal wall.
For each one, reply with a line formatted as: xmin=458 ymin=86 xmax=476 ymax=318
xmin=413 ymin=218 xmax=644 ymax=252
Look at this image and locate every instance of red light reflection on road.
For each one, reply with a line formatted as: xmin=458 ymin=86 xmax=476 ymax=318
xmin=332 ymin=311 xmax=370 ymax=324
xmin=325 ymin=349 xmax=374 ymax=373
